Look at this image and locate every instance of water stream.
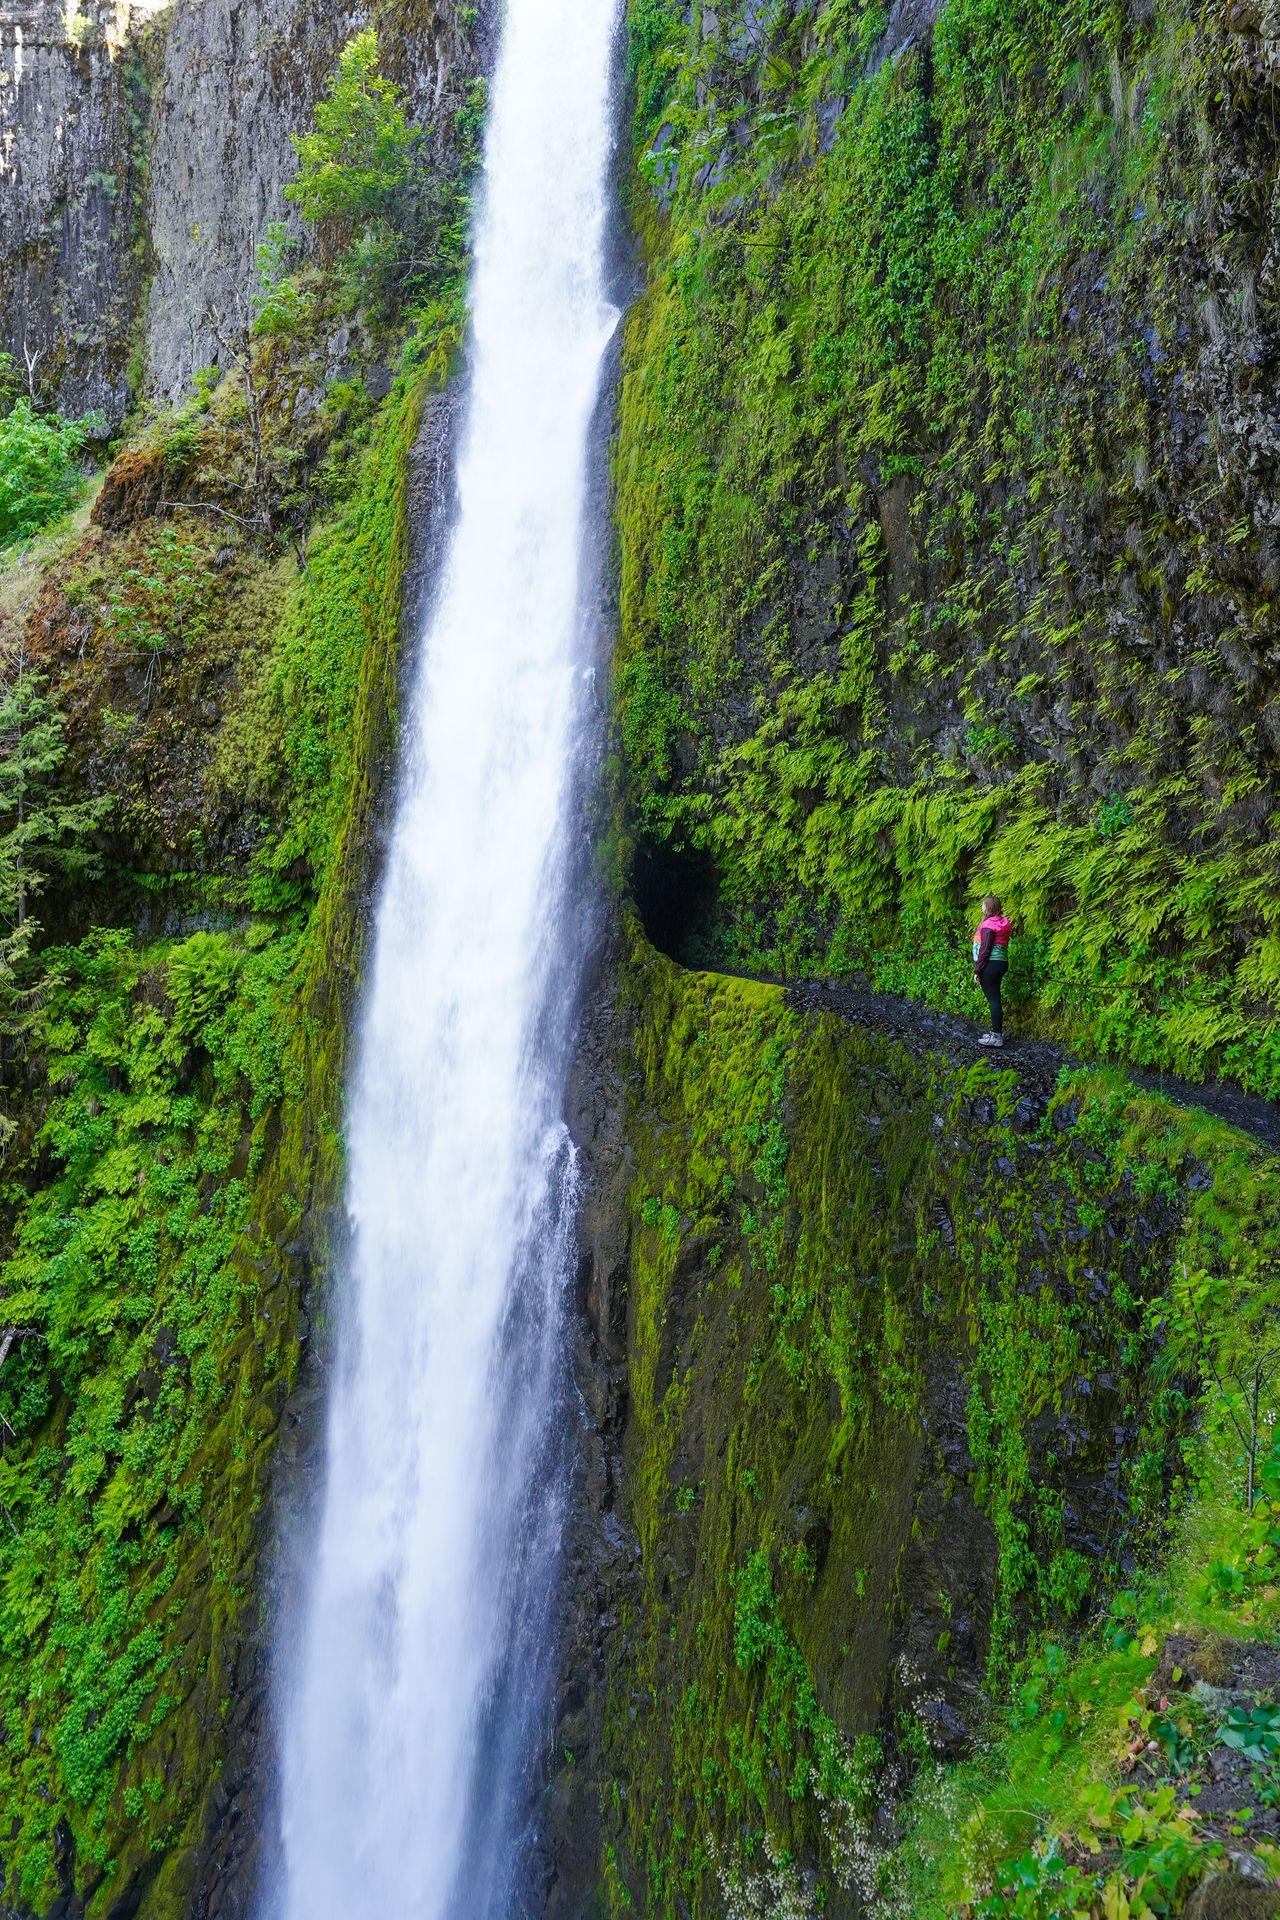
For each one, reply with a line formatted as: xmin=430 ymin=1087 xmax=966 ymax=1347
xmin=274 ymin=0 xmax=619 ymax=1906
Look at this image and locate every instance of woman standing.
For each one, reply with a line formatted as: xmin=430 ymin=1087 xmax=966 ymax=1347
xmin=973 ymin=895 xmax=1012 ymax=1047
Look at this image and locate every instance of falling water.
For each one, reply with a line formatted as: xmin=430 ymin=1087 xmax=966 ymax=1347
xmin=274 ymin=0 xmax=619 ymax=1908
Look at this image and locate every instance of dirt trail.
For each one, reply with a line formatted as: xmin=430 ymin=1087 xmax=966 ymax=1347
xmin=780 ymin=976 xmax=1280 ymax=1155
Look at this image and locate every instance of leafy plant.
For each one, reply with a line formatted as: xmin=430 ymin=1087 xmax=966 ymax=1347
xmin=966 ymin=719 xmax=1017 ymax=762
xmin=1219 ymin=1703 xmax=1280 ymax=1769
xmin=1096 ymin=794 xmax=1136 ymax=839
xmin=0 ymin=403 xmax=91 ymax=546
xmin=286 ymin=30 xmax=415 ymax=226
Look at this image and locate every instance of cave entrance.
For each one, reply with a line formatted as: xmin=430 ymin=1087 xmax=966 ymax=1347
xmin=630 ymin=837 xmax=723 ymax=965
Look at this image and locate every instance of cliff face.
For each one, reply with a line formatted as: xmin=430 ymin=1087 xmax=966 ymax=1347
xmin=143 ymin=0 xmax=475 ymax=401
xmin=0 ymin=0 xmax=152 ymax=424
xmin=0 ymin=0 xmax=479 ymax=421
xmin=3 ymin=0 xmax=1280 ymax=1918
xmin=142 ymin=0 xmax=365 ymax=404
xmin=557 ymin=0 xmax=1280 ymax=1911
xmin=614 ymin=0 xmax=1280 ymax=1094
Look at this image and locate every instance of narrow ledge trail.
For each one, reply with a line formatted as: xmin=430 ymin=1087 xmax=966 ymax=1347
xmin=769 ymin=975 xmax=1280 ymax=1154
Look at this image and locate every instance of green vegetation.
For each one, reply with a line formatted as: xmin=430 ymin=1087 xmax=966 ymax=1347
xmin=0 ymin=399 xmax=94 ymax=547
xmin=606 ymin=2 xmax=1280 ymax=1897
xmin=287 ymin=26 xmax=485 ymax=318
xmin=889 ymin=1075 xmax=1280 ymax=1918
xmin=287 ymin=29 xmax=415 ymax=224
xmin=600 ymin=941 xmax=1280 ymax=1917
xmin=0 ymin=926 xmax=293 ymax=1895
xmin=614 ymin=0 xmax=1280 ymax=1091
xmin=0 ymin=644 xmax=109 ymax=1149
xmin=0 ymin=368 xmax=429 ymax=1911
xmin=896 ymin=1445 xmax=1280 ymax=1918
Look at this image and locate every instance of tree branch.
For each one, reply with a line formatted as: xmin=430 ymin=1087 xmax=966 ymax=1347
xmin=0 ymin=1325 xmax=39 ymax=1373
xmin=170 ymin=498 xmax=266 ymax=532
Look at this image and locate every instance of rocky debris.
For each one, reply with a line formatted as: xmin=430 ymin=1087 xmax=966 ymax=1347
xmin=1227 ymin=0 xmax=1280 ymax=76
xmin=1156 ymin=1635 xmax=1280 ymax=1697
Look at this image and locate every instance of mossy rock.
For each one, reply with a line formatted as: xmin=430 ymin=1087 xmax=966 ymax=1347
xmin=1184 ymin=1874 xmax=1280 ymax=1920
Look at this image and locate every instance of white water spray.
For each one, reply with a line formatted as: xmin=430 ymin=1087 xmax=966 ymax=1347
xmin=274 ymin=0 xmax=618 ymax=1908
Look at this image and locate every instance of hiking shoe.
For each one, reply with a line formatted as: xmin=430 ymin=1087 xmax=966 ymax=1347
xmin=978 ymin=1032 xmax=1004 ymax=1048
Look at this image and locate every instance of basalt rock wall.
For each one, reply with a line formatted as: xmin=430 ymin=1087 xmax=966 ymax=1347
xmin=612 ymin=0 xmax=1280 ymax=1094
xmin=0 ymin=0 xmax=482 ymax=420
xmin=0 ymin=0 xmax=150 ymax=424
xmin=143 ymin=0 xmax=480 ymax=402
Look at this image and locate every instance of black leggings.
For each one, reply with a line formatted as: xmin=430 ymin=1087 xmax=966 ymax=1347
xmin=979 ymin=960 xmax=1007 ymax=1034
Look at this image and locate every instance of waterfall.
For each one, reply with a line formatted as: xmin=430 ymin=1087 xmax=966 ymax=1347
xmin=273 ymin=0 xmax=619 ymax=1907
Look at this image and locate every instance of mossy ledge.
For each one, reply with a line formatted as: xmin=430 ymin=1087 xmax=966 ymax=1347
xmin=562 ymin=925 xmax=1280 ymax=1918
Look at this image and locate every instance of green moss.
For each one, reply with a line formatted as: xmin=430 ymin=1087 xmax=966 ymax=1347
xmin=600 ymin=929 xmax=1280 ymax=1914
xmin=614 ymin=0 xmax=1280 ymax=1090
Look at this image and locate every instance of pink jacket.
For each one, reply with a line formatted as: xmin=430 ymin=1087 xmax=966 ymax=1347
xmin=973 ymin=915 xmax=1012 ymax=972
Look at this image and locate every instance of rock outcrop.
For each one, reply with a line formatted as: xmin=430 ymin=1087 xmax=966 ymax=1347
xmin=0 ymin=0 xmax=482 ymax=420
xmin=0 ymin=0 xmax=152 ymax=424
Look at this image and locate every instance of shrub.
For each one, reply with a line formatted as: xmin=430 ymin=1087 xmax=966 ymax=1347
xmin=0 ymin=403 xmax=89 ymax=546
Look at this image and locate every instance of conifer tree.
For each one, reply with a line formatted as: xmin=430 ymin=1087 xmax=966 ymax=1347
xmin=286 ymin=29 xmax=414 ymax=226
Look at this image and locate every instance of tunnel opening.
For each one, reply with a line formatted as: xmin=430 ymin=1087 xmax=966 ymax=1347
xmin=630 ymin=837 xmax=724 ymax=966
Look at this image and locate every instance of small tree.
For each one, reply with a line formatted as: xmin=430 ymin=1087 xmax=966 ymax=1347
xmin=287 ymin=30 xmax=415 ymax=226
